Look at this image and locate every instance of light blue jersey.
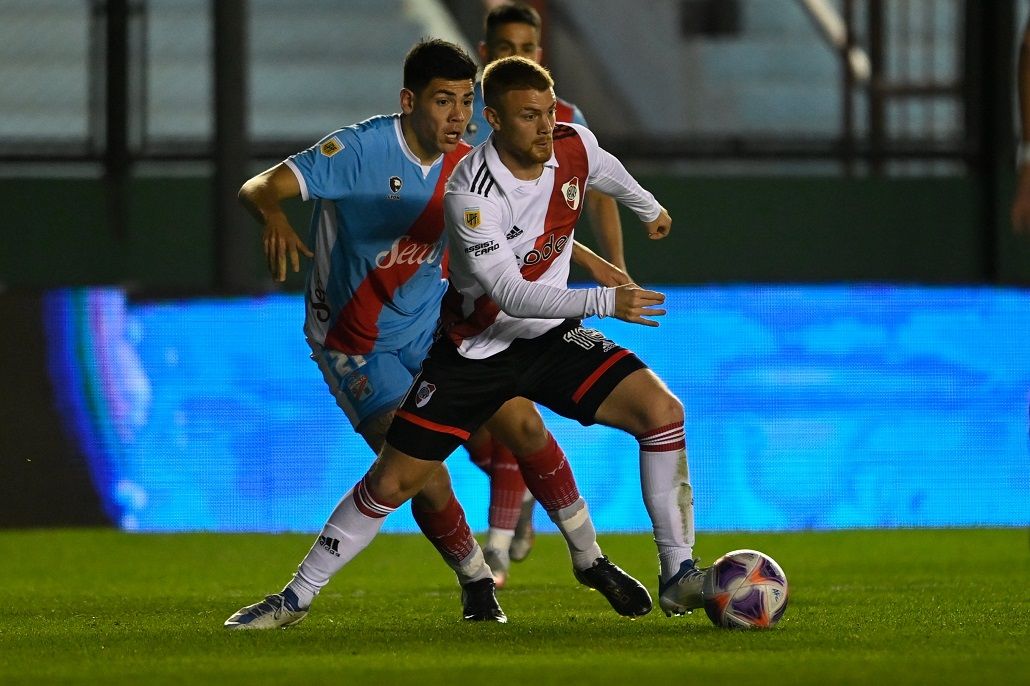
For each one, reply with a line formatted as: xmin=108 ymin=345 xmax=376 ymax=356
xmin=285 ymin=115 xmax=472 ymax=428
xmin=463 ymin=81 xmax=587 ymax=146
xmin=285 ymin=114 xmax=471 ymax=356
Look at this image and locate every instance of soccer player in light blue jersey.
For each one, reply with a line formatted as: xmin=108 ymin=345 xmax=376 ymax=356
xmin=225 ymin=39 xmax=643 ymax=629
xmin=460 ymin=1 xmax=634 ymax=587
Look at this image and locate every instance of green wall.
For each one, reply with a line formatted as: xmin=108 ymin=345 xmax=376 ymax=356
xmin=3 ymin=174 xmax=1029 ymax=291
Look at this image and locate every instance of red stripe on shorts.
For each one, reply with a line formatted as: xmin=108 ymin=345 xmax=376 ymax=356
xmin=571 ymin=349 xmax=633 ymax=404
xmin=395 ymin=409 xmax=471 ymax=441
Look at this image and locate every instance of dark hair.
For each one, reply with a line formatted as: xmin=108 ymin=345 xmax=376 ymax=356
xmin=482 ymin=56 xmax=553 ymax=110
xmin=484 ymin=2 xmax=541 ymax=44
xmin=403 ymin=39 xmax=477 ymax=95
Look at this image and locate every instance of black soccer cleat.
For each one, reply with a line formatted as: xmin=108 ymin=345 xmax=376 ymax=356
xmin=460 ymin=577 xmax=508 ymax=623
xmin=574 ymin=555 xmax=653 ymax=618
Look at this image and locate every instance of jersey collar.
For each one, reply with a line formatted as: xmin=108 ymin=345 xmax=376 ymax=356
xmin=393 ymin=115 xmax=443 ymax=178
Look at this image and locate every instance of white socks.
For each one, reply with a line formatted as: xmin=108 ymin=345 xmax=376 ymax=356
xmin=286 ymin=477 xmax=396 ymax=608
xmin=638 ymin=423 xmax=695 ymax=583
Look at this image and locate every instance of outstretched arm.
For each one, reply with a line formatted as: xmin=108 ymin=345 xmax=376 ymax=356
xmin=446 ymin=193 xmax=667 ymax=327
xmin=584 ymin=191 xmax=630 ymax=275
xmin=238 ymin=163 xmax=313 ymax=281
xmin=571 ymin=240 xmax=632 ymax=287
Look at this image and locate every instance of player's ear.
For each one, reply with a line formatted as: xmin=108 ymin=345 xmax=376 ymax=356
xmin=477 ymin=40 xmax=489 ymax=64
xmin=399 ymin=88 xmax=416 ymax=115
xmin=484 ymin=106 xmax=502 ymax=131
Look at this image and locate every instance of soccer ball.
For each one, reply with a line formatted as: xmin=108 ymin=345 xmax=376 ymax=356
xmin=702 ymin=549 xmax=789 ymax=629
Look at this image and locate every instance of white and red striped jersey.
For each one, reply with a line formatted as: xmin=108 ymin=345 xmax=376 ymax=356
xmin=442 ymin=123 xmax=662 ymax=359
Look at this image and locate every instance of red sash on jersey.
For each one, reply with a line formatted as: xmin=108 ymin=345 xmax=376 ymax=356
xmin=444 ymin=126 xmax=588 ymax=347
xmin=325 ymin=143 xmax=471 ymax=355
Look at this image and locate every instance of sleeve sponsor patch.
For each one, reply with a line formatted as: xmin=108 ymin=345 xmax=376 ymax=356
xmin=463 ymin=208 xmax=481 ymax=229
xmin=320 ymin=136 xmax=344 ymax=157
xmin=464 ymin=240 xmax=499 ymax=256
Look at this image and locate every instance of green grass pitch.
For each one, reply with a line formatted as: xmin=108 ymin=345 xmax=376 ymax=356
xmin=1 ymin=528 xmax=1027 ymax=685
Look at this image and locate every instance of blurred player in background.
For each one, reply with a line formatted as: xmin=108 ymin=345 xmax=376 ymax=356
xmin=264 ymin=55 xmax=708 ymax=624
xmin=225 ymin=39 xmax=647 ymax=629
xmin=1012 ymin=14 xmax=1030 ymax=236
xmin=461 ymin=0 xmax=634 ymax=588
xmin=468 ymin=2 xmax=629 ymax=273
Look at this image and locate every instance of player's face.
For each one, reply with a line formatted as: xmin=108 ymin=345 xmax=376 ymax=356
xmin=482 ymin=22 xmax=542 ymax=63
xmin=488 ymin=87 xmax=556 ymax=173
xmin=402 ymin=78 xmax=474 ymax=160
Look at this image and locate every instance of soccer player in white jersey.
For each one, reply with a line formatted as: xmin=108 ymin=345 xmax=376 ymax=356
xmin=461 ymin=0 xmax=634 ymax=586
xmin=224 ymin=40 xmax=650 ymax=629
xmin=275 ymin=55 xmax=709 ymax=622
xmin=442 ymin=57 xmax=707 ymax=616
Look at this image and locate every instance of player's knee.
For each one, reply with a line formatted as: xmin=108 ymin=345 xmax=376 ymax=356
xmin=365 ymin=472 xmax=409 ymax=504
xmin=490 ymin=406 xmax=548 ymax=455
xmin=365 ymin=459 xmax=429 ymax=504
xmin=513 ymin=410 xmax=546 ymax=441
xmin=640 ymin=391 xmax=684 ymax=433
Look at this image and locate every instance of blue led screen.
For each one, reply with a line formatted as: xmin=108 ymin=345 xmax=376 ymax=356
xmin=44 ymin=285 xmax=1030 ymax=533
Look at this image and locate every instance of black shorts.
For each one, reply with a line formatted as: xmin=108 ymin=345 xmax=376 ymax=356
xmin=387 ymin=319 xmax=646 ymax=461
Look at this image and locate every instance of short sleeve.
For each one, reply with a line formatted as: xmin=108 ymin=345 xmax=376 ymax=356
xmin=285 ymin=128 xmax=363 ymax=201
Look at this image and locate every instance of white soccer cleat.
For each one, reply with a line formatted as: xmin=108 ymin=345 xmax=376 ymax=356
xmin=658 ymin=559 xmax=708 ymax=617
xmin=483 ymin=546 xmax=510 ymax=590
xmin=224 ymin=589 xmax=308 ymax=630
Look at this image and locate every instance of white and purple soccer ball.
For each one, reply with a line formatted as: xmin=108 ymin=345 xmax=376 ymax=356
xmin=702 ymin=549 xmax=789 ymax=629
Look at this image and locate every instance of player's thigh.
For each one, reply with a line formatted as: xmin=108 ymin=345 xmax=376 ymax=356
xmin=521 ymin=321 xmax=647 ymax=427
xmin=357 ymin=409 xmax=395 ymax=454
xmin=592 ymin=367 xmax=684 ymax=436
xmin=309 ymin=342 xmax=414 ymax=433
xmin=484 ymin=397 xmax=549 ymax=455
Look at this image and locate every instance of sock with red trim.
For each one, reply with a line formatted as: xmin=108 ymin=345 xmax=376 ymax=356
xmin=487 ymin=436 xmax=527 ymax=533
xmin=286 ymin=475 xmax=397 ymax=608
xmin=517 ymin=432 xmax=601 ymax=569
xmin=638 ymin=422 xmax=695 ymax=583
xmin=412 ymin=493 xmax=492 ymax=585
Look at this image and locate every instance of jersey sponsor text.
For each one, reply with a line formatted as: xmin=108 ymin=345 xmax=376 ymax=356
xmin=374 ymin=236 xmax=443 ymax=269
xmin=465 ymin=240 xmax=500 ymax=257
